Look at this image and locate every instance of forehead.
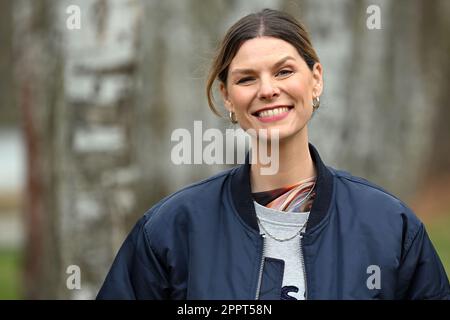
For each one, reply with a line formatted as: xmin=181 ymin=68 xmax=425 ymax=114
xmin=229 ymin=36 xmax=302 ymax=69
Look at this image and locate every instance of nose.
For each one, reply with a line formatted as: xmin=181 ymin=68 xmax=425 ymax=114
xmin=257 ymin=77 xmax=280 ymax=100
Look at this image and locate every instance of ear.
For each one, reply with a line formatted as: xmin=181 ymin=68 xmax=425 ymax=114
xmin=219 ymin=82 xmax=233 ymax=112
xmin=311 ymin=63 xmax=324 ymax=97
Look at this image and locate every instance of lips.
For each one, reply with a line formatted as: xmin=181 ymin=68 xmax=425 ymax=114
xmin=252 ymin=105 xmax=294 ymax=118
xmin=251 ymin=105 xmax=294 ymax=123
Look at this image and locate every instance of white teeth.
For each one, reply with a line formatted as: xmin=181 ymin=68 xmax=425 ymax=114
xmin=257 ymin=107 xmax=290 ymax=118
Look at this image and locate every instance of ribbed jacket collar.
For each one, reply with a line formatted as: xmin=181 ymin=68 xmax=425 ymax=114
xmin=230 ymin=143 xmax=334 ymax=233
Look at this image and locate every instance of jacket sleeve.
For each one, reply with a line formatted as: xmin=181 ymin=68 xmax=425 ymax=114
xmin=96 ymin=215 xmax=171 ymax=299
xmin=398 ymin=221 xmax=450 ymax=300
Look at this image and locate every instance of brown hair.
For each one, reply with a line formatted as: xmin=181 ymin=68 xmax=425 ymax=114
xmin=206 ymin=8 xmax=320 ymax=117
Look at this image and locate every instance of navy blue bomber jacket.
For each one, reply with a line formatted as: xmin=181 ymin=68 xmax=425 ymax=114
xmin=97 ymin=144 xmax=450 ymax=300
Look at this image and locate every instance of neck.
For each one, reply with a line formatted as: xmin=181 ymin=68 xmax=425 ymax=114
xmin=250 ymin=129 xmax=316 ymax=192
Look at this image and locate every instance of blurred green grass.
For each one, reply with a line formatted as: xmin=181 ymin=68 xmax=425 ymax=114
xmin=426 ymin=214 xmax=450 ymax=277
xmin=0 ymin=247 xmax=22 ymax=299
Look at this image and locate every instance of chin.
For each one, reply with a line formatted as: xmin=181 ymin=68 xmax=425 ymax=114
xmin=248 ymin=127 xmax=298 ymax=142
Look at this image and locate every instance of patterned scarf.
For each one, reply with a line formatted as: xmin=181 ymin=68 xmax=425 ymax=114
xmin=252 ymin=176 xmax=317 ymax=213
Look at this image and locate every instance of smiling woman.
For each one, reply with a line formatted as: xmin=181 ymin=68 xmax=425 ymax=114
xmin=97 ymin=9 xmax=450 ymax=300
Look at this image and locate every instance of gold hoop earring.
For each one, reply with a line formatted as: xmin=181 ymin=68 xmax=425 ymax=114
xmin=229 ymin=111 xmax=238 ymax=124
xmin=312 ymin=97 xmax=320 ymax=111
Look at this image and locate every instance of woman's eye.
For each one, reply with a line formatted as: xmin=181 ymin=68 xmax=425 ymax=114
xmin=236 ymin=77 xmax=255 ymax=84
xmin=277 ymin=69 xmax=293 ymax=77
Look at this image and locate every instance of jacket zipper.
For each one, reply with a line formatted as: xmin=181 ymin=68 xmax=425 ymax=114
xmin=255 ymin=234 xmax=266 ymax=300
xmin=300 ymin=232 xmax=308 ymax=300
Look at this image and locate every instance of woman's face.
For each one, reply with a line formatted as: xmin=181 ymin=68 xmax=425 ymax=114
xmin=220 ymin=36 xmax=323 ymax=141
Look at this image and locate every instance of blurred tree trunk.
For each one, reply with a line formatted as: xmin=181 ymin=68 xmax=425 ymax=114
xmin=14 ymin=0 xmax=61 ymax=299
xmin=420 ymin=0 xmax=450 ymax=179
xmin=413 ymin=0 xmax=450 ymax=214
xmin=14 ymin=0 xmax=146 ymax=299
xmin=0 ymin=0 xmax=14 ymax=125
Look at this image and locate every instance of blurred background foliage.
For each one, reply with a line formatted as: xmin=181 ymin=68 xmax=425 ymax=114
xmin=0 ymin=0 xmax=449 ymax=299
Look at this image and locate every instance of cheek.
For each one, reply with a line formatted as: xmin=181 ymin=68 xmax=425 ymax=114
xmin=287 ymin=82 xmax=310 ymax=102
xmin=229 ymin=88 xmax=255 ymax=111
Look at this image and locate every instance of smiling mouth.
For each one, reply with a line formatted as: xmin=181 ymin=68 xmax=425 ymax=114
xmin=252 ymin=106 xmax=294 ymax=118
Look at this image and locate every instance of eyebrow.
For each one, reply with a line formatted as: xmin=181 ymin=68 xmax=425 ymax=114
xmin=230 ymin=56 xmax=296 ymax=76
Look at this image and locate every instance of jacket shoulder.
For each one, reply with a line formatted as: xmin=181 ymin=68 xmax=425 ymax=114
xmin=328 ymin=167 xmax=426 ymax=254
xmin=140 ymin=166 xmax=235 ymax=232
xmin=329 ymin=167 xmax=422 ymax=225
xmin=330 ymin=167 xmax=409 ymax=204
